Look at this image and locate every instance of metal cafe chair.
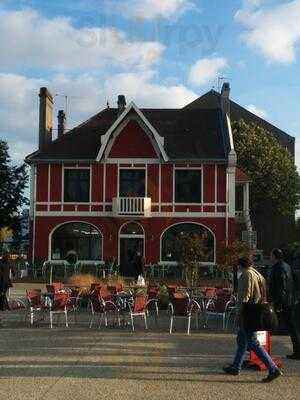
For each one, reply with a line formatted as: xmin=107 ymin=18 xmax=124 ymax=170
xmin=88 ymin=288 xmax=121 ymax=329
xmin=205 ymin=294 xmax=236 ymax=330
xmin=146 ymin=286 xmax=159 ymax=317
xmin=169 ymin=293 xmax=202 ymax=335
xmin=126 ymin=294 xmax=149 ymax=332
xmin=48 ymin=292 xmax=75 ymax=329
xmin=25 ymin=289 xmax=46 ymax=325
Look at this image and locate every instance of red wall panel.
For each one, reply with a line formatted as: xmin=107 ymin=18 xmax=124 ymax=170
xmin=109 ymin=120 xmax=157 ymax=158
xmin=105 ymin=164 xmax=117 ymax=202
xmin=203 ymin=164 xmax=215 ymax=203
xmin=161 ymin=164 xmax=173 ymax=203
xmin=217 ymin=165 xmax=227 ymax=203
xmin=36 ymin=164 xmax=48 ymax=202
xmin=92 ymin=163 xmax=103 ymax=202
xmin=147 ymin=164 xmax=159 ymax=202
xmin=33 ymin=215 xmax=235 ymax=264
xmin=50 ymin=164 xmax=62 ymax=202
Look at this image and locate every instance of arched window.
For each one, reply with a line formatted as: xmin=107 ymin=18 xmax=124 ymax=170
xmin=161 ymin=223 xmax=215 ymax=263
xmin=51 ymin=222 xmax=102 ymax=261
xmin=120 ymin=222 xmax=144 ymax=236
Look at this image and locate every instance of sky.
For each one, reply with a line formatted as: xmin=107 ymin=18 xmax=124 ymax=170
xmin=0 ymin=0 xmax=300 ymax=173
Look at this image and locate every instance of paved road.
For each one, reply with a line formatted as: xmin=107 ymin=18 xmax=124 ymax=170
xmin=0 ymin=314 xmax=300 ymax=400
xmin=1 ymin=283 xmax=300 ymax=400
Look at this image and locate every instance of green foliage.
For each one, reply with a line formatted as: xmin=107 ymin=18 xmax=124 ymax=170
xmin=175 ymin=233 xmax=209 ymax=286
xmin=0 ymin=140 xmax=28 ymax=230
xmin=296 ymin=218 xmax=300 ymax=238
xmin=282 ymin=241 xmax=300 ymax=266
xmin=232 ymin=120 xmax=300 ymax=216
xmin=217 ymin=240 xmax=252 ymax=270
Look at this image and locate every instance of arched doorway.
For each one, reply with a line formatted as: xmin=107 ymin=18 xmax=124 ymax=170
xmin=51 ymin=222 xmax=103 ymax=261
xmin=119 ymin=222 xmax=144 ymax=277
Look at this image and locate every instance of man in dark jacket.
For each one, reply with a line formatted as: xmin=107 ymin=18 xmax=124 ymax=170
xmin=269 ymin=248 xmax=300 ymax=359
xmin=0 ymin=252 xmax=14 ymax=312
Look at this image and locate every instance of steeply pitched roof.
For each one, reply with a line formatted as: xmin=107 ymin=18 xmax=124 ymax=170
xmin=26 ymin=107 xmax=229 ymax=162
xmin=184 ymin=90 xmax=295 ymax=156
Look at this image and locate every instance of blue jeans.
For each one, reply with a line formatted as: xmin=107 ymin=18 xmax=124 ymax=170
xmin=232 ymin=329 xmax=278 ymax=372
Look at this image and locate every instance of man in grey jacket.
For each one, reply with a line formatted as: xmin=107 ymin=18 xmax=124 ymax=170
xmin=223 ymin=256 xmax=282 ymax=383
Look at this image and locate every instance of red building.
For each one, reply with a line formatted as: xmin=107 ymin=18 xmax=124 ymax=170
xmin=26 ymin=85 xmax=250 ymax=275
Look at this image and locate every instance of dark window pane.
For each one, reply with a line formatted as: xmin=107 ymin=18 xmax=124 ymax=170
xmin=161 ymin=223 xmax=214 ymax=262
xmin=119 ymin=169 xmax=145 ymax=197
xmin=175 ymin=170 xmax=201 ymax=203
xmin=64 ymin=169 xmax=90 ymax=202
xmin=236 ymin=185 xmax=244 ymax=211
xmin=52 ymin=222 xmax=102 ymax=260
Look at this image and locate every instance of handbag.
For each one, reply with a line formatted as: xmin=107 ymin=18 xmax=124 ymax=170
xmin=242 ymin=269 xmax=278 ymax=332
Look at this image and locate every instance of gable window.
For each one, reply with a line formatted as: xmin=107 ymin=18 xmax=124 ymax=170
xmin=175 ymin=170 xmax=201 ymax=203
xmin=64 ymin=169 xmax=90 ymax=203
xmin=119 ymin=169 xmax=145 ymax=197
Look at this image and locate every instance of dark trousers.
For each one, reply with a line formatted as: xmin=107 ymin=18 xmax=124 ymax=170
xmin=282 ymin=306 xmax=300 ymax=354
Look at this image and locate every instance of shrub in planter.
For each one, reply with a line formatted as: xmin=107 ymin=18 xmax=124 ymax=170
xmin=157 ymin=285 xmax=169 ymax=310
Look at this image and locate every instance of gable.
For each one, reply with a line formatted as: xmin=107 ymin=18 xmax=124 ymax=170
xmin=108 ymin=120 xmax=158 ymax=158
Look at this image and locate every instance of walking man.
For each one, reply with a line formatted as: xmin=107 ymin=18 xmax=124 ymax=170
xmin=223 ymin=256 xmax=282 ymax=382
xmin=269 ymin=248 xmax=300 ymax=360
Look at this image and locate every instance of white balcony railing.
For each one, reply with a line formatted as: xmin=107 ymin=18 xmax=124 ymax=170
xmin=112 ymin=197 xmax=151 ymax=217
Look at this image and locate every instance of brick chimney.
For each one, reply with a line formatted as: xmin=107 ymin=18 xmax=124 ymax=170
xmin=57 ymin=110 xmax=66 ymax=138
xmin=117 ymin=95 xmax=126 ymax=115
xmin=39 ymin=87 xmax=53 ymax=151
xmin=220 ymin=82 xmax=230 ymax=117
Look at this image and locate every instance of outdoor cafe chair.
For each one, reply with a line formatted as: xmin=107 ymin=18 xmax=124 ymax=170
xmin=48 ymin=292 xmax=75 ymax=328
xmin=88 ymin=289 xmax=121 ymax=329
xmin=146 ymin=286 xmax=159 ymax=316
xmin=126 ymin=294 xmax=148 ymax=332
xmin=46 ymin=281 xmax=63 ymax=293
xmin=169 ymin=293 xmax=202 ymax=335
xmin=26 ymin=289 xmax=46 ymax=325
xmin=205 ymin=294 xmax=236 ymax=330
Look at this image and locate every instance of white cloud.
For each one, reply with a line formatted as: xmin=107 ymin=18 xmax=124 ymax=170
xmin=113 ymin=0 xmax=195 ymax=20
xmin=235 ymin=0 xmax=300 ymax=64
xmin=0 ymin=71 xmax=197 ymax=164
xmin=0 ymin=9 xmax=164 ymax=71
xmin=104 ymin=70 xmax=197 ymax=108
xmin=245 ymin=104 xmax=267 ymax=118
xmin=188 ymin=57 xmax=228 ymax=87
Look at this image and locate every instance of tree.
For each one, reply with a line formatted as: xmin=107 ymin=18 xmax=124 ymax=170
xmin=175 ymin=233 xmax=209 ymax=287
xmin=0 ymin=140 xmax=28 ymax=231
xmin=232 ymin=120 xmax=300 ymax=217
xmin=296 ymin=217 xmax=300 ymax=238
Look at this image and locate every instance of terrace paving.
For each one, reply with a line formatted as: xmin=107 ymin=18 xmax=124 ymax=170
xmin=0 ymin=283 xmax=299 ymax=400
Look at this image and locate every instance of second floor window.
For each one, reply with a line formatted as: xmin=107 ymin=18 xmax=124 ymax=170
xmin=64 ymin=169 xmax=90 ymax=202
xmin=119 ymin=169 xmax=145 ymax=197
xmin=175 ymin=169 xmax=202 ymax=203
